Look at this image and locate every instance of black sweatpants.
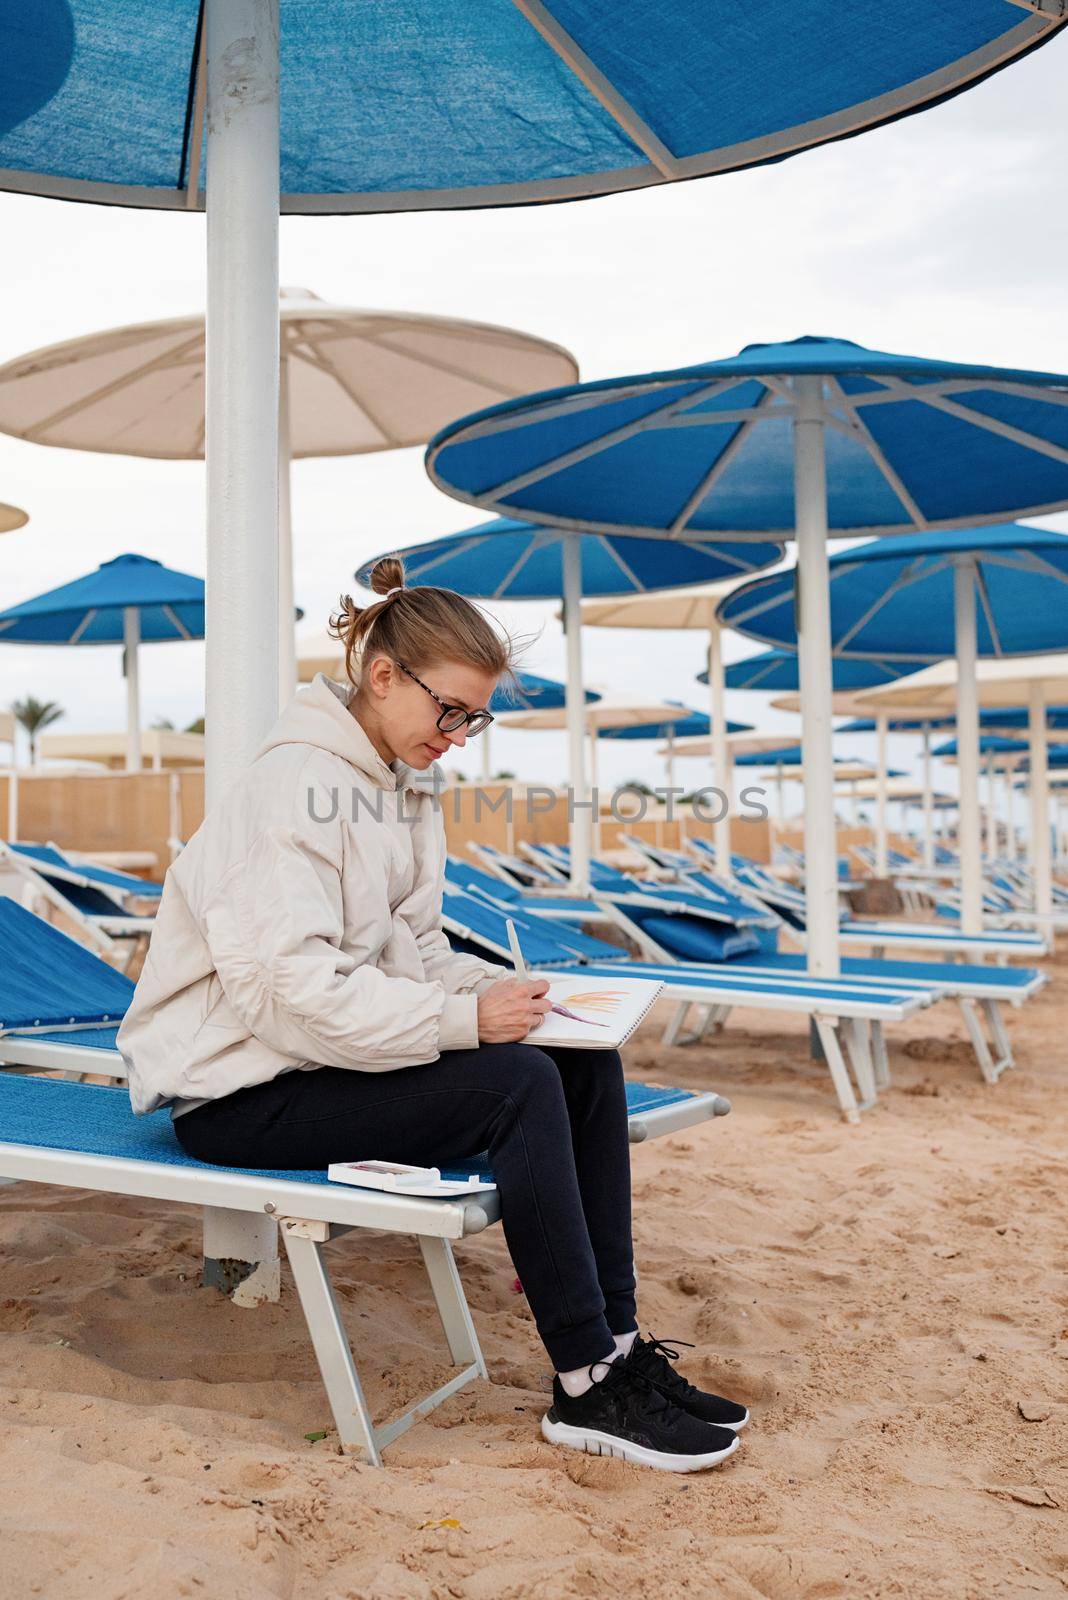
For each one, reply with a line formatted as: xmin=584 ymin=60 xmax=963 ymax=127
xmin=173 ymin=1041 xmax=638 ymax=1372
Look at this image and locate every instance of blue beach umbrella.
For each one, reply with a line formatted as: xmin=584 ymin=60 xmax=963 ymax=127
xmin=357 ymin=519 xmax=782 ymax=887
xmin=1 ymin=6 xmax=1060 ymax=212
xmin=428 ymin=335 xmax=1068 ymax=969
xmin=719 ymin=649 xmax=929 ymax=694
xmin=0 ymin=553 xmax=203 ymax=771
xmin=720 ymin=524 xmax=1068 ymax=924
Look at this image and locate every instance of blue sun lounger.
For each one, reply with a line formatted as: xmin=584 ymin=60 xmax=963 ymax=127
xmin=0 ymin=841 xmax=156 ymax=968
xmin=442 ymin=886 xmax=936 ymax=1120
xmin=717 ymin=951 xmax=1045 ymax=1085
xmin=0 ymin=894 xmax=729 ymax=1464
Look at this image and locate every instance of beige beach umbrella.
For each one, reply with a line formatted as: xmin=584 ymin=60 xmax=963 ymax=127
xmin=577 ymin=578 xmax=757 ymax=872
xmin=863 ymin=657 xmax=1068 ymax=918
xmin=0 ymin=290 xmax=577 ymax=705
xmin=38 ymin=728 xmax=204 ymax=772
xmin=296 ymin=631 xmax=346 ymax=684
xmin=0 ymin=503 xmax=27 ymax=534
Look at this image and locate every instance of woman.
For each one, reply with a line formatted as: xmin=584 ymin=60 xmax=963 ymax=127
xmin=118 ymin=559 xmax=747 ymax=1473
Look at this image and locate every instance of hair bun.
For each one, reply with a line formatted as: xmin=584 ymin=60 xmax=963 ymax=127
xmin=369 ymin=555 xmax=405 ymax=597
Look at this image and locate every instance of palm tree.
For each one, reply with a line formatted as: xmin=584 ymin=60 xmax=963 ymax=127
xmin=11 ymin=696 xmax=64 ymax=765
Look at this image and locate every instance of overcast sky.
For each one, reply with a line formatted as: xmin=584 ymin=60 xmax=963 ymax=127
xmin=1 ymin=34 xmax=1066 ymax=808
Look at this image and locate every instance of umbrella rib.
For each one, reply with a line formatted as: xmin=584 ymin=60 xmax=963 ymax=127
xmin=597 ymin=534 xmax=646 ymax=591
xmin=508 ymin=0 xmax=683 ymax=178
xmin=353 ymin=330 xmax=525 ymax=399
xmin=677 ymin=539 xmax=763 ymax=573
xmin=293 ymin=335 xmax=398 ymax=446
xmin=481 ymin=379 xmax=742 ymax=501
xmin=825 ymin=377 xmax=927 ymax=528
xmin=13 ymin=331 xmax=206 ymax=440
xmin=973 ymin=565 xmax=1003 ymax=656
xmin=162 ymin=604 xmax=193 ymax=640
xmin=850 ymin=377 xmax=1068 ymax=410
xmin=68 ymin=609 xmax=97 ymax=645
xmin=832 ymin=560 xmax=941 ymax=652
xmin=180 ymin=6 xmax=207 ymax=208
xmin=492 ymin=533 xmax=546 ymax=597
xmin=390 ymin=534 xmax=489 ymax=580
xmin=668 ymin=387 xmax=778 ymax=534
xmin=875 ymin=376 xmax=1068 ymax=467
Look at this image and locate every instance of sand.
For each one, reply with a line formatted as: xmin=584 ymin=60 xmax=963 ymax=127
xmin=1 ymin=953 xmax=1067 ymax=1599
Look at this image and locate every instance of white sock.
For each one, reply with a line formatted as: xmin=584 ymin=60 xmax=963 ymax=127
xmin=558 ymin=1347 xmax=620 ymax=1398
xmin=613 ymin=1329 xmax=638 ymax=1358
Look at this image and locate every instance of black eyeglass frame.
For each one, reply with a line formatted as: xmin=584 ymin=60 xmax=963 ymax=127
xmin=396 ymin=660 xmax=495 ymax=737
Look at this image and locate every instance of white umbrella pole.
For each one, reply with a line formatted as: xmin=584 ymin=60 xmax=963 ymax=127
xmin=707 ymin=617 xmax=730 ymax=872
xmin=202 ymin=0 xmax=281 ymax=1302
xmin=665 ymin=726 xmax=675 ymax=794
xmin=481 ymin=725 xmax=492 ymax=784
xmin=561 ymin=535 xmax=591 ymax=892
xmin=589 ymin=728 xmax=601 ymax=855
xmin=985 ymin=753 xmax=998 ymax=860
xmin=875 ymin=712 xmax=889 ymax=876
xmin=953 ymin=559 xmax=983 ymax=934
xmin=921 ymin=725 xmax=934 ymax=870
xmin=776 ymin=765 xmax=785 ymax=822
xmin=793 ymin=376 xmax=838 ymax=977
xmin=123 ymin=605 xmax=142 ymax=772
xmin=277 ymin=353 xmax=296 ymax=709
xmin=1029 ymin=686 xmax=1052 ymax=918
xmin=1004 ymin=761 xmax=1016 ymax=862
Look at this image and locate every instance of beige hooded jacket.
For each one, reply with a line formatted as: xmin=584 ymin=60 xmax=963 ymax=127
xmin=118 ymin=673 xmax=506 ymax=1117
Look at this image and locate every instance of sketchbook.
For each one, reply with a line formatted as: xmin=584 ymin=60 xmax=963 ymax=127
xmin=327 ymin=1159 xmax=497 ymax=1197
xmin=521 ymin=974 xmax=664 ymax=1049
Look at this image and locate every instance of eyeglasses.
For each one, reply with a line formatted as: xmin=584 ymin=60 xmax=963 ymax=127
xmin=396 ymin=661 xmax=495 ymax=737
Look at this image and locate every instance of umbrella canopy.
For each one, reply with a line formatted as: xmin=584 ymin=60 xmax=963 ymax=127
xmin=718 ymin=525 xmax=1068 ymax=660
xmin=356 ymin=521 xmax=782 ymax=887
xmin=357 ymin=520 xmax=783 ymax=598
xmin=2 ymin=6 xmax=1059 ymax=212
xmin=0 ymin=502 xmax=27 ymax=534
xmin=429 ymin=334 xmax=1068 ymax=973
xmin=38 ymin=729 xmax=205 ymax=772
xmin=0 ymin=289 xmax=577 ymax=460
xmin=0 ymin=287 xmax=578 ymax=703
xmin=576 ymin=580 xmax=759 ymax=869
xmin=427 ymin=338 xmax=1068 ymax=539
xmin=0 ymin=553 xmax=204 ymax=644
xmin=721 ymin=524 xmax=1068 ymax=929
xmin=0 ymin=552 xmax=207 ymax=772
xmin=932 ymin=735 xmax=1029 ymax=759
xmin=721 ymin=648 xmax=930 ymax=693
xmin=297 ymin=631 xmax=345 ymax=684
xmin=865 ymin=655 xmax=1068 ymax=917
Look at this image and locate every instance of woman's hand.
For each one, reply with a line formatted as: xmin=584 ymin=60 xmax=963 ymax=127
xmin=476 ymin=976 xmax=552 ymax=1043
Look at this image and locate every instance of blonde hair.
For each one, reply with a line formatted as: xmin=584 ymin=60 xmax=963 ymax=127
xmin=329 ymin=556 xmax=522 ymax=691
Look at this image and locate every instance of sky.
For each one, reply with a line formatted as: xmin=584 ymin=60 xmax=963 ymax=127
xmin=0 ymin=32 xmax=1066 ymax=814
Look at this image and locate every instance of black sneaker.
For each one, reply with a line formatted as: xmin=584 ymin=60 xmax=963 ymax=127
xmin=625 ymin=1335 xmax=750 ymax=1431
xmin=541 ymin=1355 xmax=740 ymax=1473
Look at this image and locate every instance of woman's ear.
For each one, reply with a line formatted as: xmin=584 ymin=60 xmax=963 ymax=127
xmin=363 ymin=653 xmax=396 ymax=700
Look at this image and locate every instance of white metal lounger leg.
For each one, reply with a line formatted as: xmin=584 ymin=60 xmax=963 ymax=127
xmin=982 ymin=999 xmax=1014 ymax=1079
xmin=418 ymin=1235 xmax=487 ymax=1375
xmin=661 ymin=1002 xmax=690 ymax=1047
xmin=871 ymin=1021 xmax=891 ymax=1090
xmin=280 ymin=1220 xmax=488 ymax=1465
xmin=957 ymin=999 xmax=1013 ymax=1084
xmin=812 ymin=1016 xmax=861 ymax=1124
xmin=958 ymin=998 xmax=998 ymax=1084
xmin=281 ymin=1220 xmax=380 ymax=1464
xmin=842 ymin=1018 xmax=878 ymax=1109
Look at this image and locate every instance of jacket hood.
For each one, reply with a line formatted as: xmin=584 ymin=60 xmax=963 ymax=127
xmin=255 ymin=673 xmax=440 ymax=793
